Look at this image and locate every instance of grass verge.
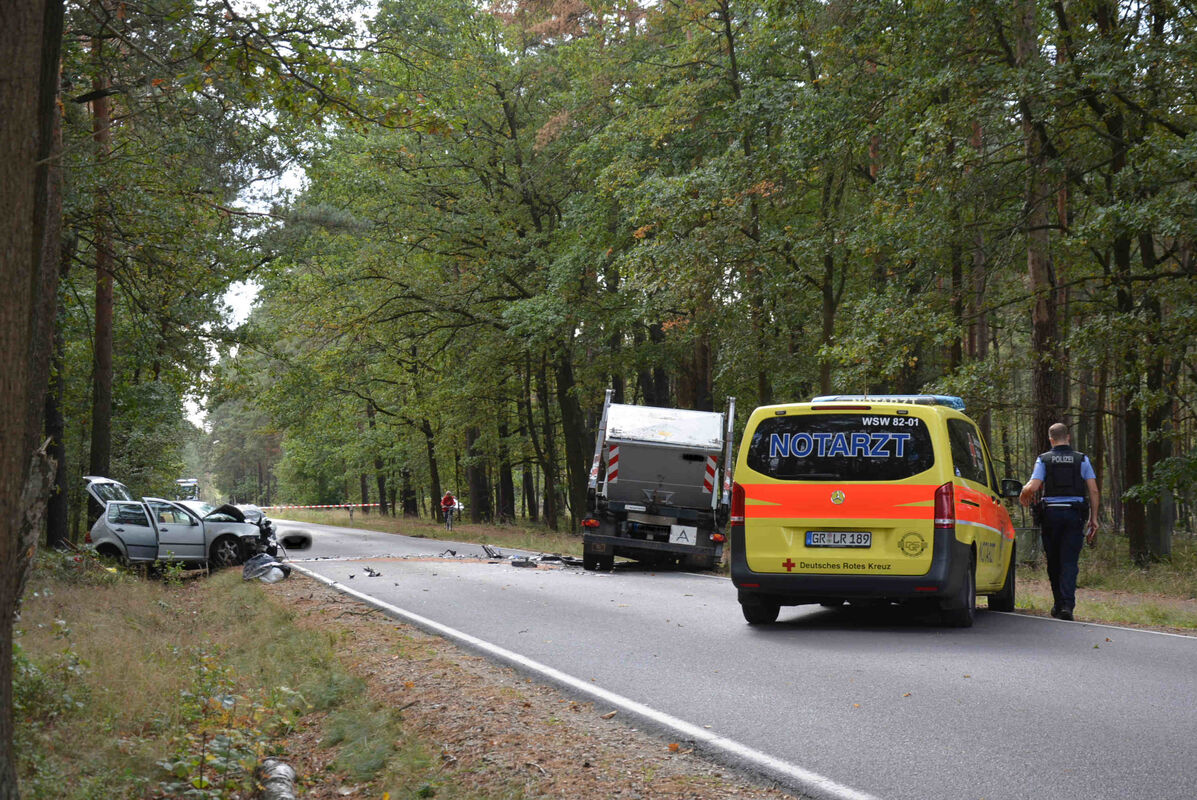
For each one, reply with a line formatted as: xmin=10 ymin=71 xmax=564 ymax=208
xmin=1014 ymin=533 xmax=1197 ymax=629
xmin=12 ymin=549 xmax=518 ymax=799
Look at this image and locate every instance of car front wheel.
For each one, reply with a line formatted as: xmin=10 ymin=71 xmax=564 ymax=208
xmin=210 ymin=535 xmax=243 ymax=568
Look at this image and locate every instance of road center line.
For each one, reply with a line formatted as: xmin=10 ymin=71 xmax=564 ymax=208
xmin=291 ymin=563 xmax=881 ymax=800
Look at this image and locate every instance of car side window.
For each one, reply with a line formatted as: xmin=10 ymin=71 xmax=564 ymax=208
xmin=108 ymin=502 xmax=150 ymax=526
xmin=947 ymin=419 xmax=989 ymax=486
xmin=150 ymin=503 xmax=194 ymax=525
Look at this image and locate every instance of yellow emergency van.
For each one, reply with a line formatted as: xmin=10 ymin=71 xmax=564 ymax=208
xmin=730 ymin=395 xmax=1022 ymax=627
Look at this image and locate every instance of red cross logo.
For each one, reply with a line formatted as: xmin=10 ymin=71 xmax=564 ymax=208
xmin=782 ymin=558 xmax=796 ymax=572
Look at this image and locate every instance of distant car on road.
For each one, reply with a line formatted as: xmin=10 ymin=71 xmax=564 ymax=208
xmin=84 ymin=477 xmax=275 ymax=567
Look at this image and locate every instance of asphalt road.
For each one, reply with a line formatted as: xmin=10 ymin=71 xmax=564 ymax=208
xmin=273 ymin=518 xmax=1197 ymax=800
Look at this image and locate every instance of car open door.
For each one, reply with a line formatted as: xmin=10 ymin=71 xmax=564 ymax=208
xmin=104 ymin=501 xmax=158 ymax=561
xmin=147 ymin=500 xmax=206 ymax=561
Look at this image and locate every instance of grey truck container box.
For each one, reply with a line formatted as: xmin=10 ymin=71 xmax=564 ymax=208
xmin=602 ymin=403 xmax=725 ymax=510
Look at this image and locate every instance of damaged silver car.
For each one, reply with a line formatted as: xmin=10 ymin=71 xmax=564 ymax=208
xmin=84 ymin=477 xmax=277 ymax=567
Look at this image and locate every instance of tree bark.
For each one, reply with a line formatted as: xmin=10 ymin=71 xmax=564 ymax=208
xmin=1140 ymin=234 xmax=1171 ymax=559
xmin=555 ymin=356 xmax=589 ymax=527
xmin=522 ymin=465 xmax=538 ymax=522
xmin=465 ymin=426 xmax=492 ymax=523
xmin=536 ymin=361 xmax=559 ymax=529
xmin=365 ymin=403 xmax=388 ymax=516
xmin=88 ymin=22 xmax=114 ymax=491
xmin=1 ymin=1 xmax=65 ymax=796
xmin=421 ymin=418 xmax=441 ymax=521
xmin=44 ymin=245 xmax=72 ymax=549
xmin=401 ymin=469 xmax=418 ymax=516
xmin=496 ymin=418 xmax=516 ymax=523
xmin=636 ymin=323 xmax=669 ymax=406
xmin=1017 ymin=0 xmax=1065 ymax=446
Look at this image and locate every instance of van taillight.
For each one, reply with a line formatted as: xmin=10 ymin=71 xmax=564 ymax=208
xmin=934 ymin=482 xmax=955 ymax=529
xmin=731 ymin=482 xmax=745 ymax=524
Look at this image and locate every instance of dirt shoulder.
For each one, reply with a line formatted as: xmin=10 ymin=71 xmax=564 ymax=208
xmin=272 ymin=574 xmax=799 ymax=800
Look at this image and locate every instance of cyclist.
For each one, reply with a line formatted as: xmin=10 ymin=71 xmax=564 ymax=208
xmin=440 ymin=491 xmax=457 ymax=530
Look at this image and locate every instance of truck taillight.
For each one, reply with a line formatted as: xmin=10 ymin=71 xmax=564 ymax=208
xmin=934 ymin=482 xmax=955 ymax=529
xmin=731 ymin=482 xmax=745 ymax=524
xmin=581 ymin=518 xmax=600 ymax=528
xmin=711 ymin=533 xmax=726 ymax=544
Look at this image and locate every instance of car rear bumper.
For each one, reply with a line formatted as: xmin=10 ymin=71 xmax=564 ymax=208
xmin=730 ymin=525 xmax=969 ymax=604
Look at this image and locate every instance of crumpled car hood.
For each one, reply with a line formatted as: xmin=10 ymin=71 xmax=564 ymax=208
xmin=207 ymin=503 xmax=246 ymax=523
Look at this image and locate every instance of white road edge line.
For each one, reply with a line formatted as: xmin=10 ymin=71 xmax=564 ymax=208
xmin=992 ymin=610 xmax=1197 ymax=639
xmin=290 ymin=563 xmax=881 ymax=800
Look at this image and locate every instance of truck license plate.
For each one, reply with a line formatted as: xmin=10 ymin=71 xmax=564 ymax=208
xmin=806 ymin=531 xmax=871 ymax=548
xmin=669 ymin=525 xmax=697 ymax=546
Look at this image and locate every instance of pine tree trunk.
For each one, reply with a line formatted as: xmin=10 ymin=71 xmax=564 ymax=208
xmin=497 ymin=418 xmax=516 ymax=523
xmin=88 ymin=26 xmax=114 ymax=490
xmin=1 ymin=1 xmax=64 ymax=795
xmin=465 ymin=426 xmax=492 ymax=523
xmin=422 ymin=419 xmax=441 ymax=520
xmin=555 ymin=357 xmax=589 ymax=527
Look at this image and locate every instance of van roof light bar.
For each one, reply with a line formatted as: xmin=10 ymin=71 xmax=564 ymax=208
xmin=810 ymin=394 xmax=966 ymax=411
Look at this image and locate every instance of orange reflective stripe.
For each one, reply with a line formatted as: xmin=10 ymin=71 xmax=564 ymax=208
xmin=954 ymin=485 xmax=986 ymax=527
xmin=742 ymin=483 xmax=936 ymax=520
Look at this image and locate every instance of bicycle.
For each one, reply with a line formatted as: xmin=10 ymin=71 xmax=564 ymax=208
xmin=442 ymin=506 xmax=454 ymax=531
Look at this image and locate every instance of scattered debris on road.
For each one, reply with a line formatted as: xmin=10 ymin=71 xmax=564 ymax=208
xmin=243 ymin=553 xmax=292 ymax=584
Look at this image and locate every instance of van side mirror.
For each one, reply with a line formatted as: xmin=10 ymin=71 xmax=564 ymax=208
xmin=1000 ymin=478 xmax=1022 ymax=499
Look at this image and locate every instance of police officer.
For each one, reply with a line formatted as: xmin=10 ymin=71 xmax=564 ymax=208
xmin=1019 ymin=423 xmax=1100 ymax=621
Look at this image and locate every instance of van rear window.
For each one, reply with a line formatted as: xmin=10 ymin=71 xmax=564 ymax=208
xmin=746 ymin=414 xmax=935 ymax=481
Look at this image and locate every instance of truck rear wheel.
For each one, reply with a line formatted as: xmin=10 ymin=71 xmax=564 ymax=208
xmin=583 ymin=553 xmax=599 ymax=571
xmin=598 ymin=554 xmax=614 ymax=571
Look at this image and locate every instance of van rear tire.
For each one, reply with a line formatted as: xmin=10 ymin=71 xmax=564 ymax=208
xmin=741 ymin=597 xmax=780 ymax=625
xmin=941 ymin=552 xmax=976 ymax=628
xmin=988 ymin=545 xmax=1016 ymax=612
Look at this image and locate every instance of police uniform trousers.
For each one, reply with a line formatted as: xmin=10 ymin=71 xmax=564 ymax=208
xmin=1040 ymin=504 xmax=1086 ymax=613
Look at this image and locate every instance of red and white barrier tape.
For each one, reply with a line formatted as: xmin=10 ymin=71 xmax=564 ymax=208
xmin=261 ymin=503 xmax=382 ymax=510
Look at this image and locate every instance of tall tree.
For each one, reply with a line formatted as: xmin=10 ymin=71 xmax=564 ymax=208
xmin=1 ymin=1 xmax=65 ymax=796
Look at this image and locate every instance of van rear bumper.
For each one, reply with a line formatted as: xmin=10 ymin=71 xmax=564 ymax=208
xmin=729 ymin=526 xmax=968 ymax=604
